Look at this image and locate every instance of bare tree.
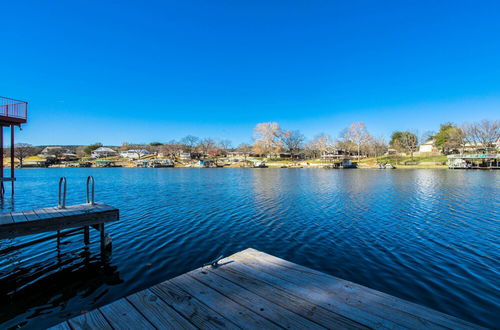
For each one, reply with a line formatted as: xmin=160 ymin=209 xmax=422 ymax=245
xmin=252 ymin=122 xmax=284 ymax=157
xmin=14 ymin=143 xmax=38 ymax=167
xmin=341 ymin=122 xmax=371 ymax=160
xmin=462 ymin=120 xmax=499 ymax=151
xmin=180 ymin=135 xmax=200 ymax=153
xmin=236 ymin=143 xmax=252 ymax=161
xmin=198 ymin=138 xmax=219 ymax=157
xmin=218 ymin=139 xmax=232 ymax=156
xmin=366 ymin=137 xmax=388 ymax=158
xmin=282 ymin=130 xmax=305 ymax=158
xmin=305 ymin=133 xmax=333 ymax=158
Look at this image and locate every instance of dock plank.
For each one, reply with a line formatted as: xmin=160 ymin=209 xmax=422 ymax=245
xmin=0 ymin=213 xmax=13 ymax=225
xmin=47 ymin=322 xmax=71 ymax=330
xmin=126 ymin=289 xmax=196 ymax=329
xmin=53 ymin=248 xmax=484 ymax=330
xmin=67 ymin=309 xmax=112 ymax=330
xmin=170 ymin=273 xmax=281 ymax=329
xmin=211 ymin=261 xmax=368 ymax=329
xmin=238 ymin=248 xmax=481 ymax=329
xmin=151 ymin=279 xmax=238 ymax=329
xmin=233 ymin=250 xmax=439 ymax=329
xmin=0 ymin=203 xmax=119 ymax=239
xmin=99 ymin=298 xmax=155 ymax=329
xmin=11 ymin=212 xmax=28 ymax=223
xmin=21 ymin=209 xmax=40 ymax=221
xmin=188 ymin=266 xmax=326 ymax=329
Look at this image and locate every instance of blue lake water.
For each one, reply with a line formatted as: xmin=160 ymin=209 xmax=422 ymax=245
xmin=0 ymin=168 xmax=498 ymax=328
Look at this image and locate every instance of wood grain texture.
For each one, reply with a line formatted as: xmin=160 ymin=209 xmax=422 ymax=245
xmin=99 ymin=298 xmax=155 ymax=329
xmin=67 ymin=309 xmax=112 ymax=330
xmin=52 ymin=248 xmax=484 ymax=330
xmin=0 ymin=203 xmax=118 ymax=239
xmin=126 ymin=289 xmax=196 ymax=329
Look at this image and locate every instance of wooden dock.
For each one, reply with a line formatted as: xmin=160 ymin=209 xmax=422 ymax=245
xmin=0 ymin=203 xmax=118 ymax=245
xmin=50 ymin=248 xmax=482 ymax=329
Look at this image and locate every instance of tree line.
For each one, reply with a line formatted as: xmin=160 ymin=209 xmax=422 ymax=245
xmin=7 ymin=119 xmax=500 ymax=165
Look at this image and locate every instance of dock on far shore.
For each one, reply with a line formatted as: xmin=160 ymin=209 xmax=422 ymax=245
xmin=50 ymin=248 xmax=484 ymax=329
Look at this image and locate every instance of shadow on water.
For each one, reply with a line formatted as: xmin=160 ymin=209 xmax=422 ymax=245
xmin=0 ymin=234 xmax=122 ymax=329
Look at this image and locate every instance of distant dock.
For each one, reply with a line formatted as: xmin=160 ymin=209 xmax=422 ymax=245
xmin=448 ymin=154 xmax=499 ymax=169
xmin=0 ymin=203 xmax=118 ymax=251
xmin=50 ymin=248 xmax=482 ymax=329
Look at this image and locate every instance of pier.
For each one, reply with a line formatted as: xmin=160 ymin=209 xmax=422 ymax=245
xmin=448 ymin=153 xmax=500 ymax=169
xmin=50 ymin=248 xmax=482 ymax=329
xmin=0 ymin=203 xmax=119 ymax=250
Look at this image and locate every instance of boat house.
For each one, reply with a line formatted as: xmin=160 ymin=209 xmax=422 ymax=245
xmin=448 ymin=153 xmax=499 ymax=169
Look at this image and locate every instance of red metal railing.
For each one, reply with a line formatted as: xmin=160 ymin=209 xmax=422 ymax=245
xmin=0 ymin=96 xmax=28 ymax=119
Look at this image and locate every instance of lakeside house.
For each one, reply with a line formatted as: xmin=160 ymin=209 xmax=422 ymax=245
xmin=120 ymin=149 xmax=150 ymax=159
xmin=418 ymin=139 xmax=438 ymax=153
xmin=91 ymin=147 xmax=117 ymax=158
xmin=179 ymin=152 xmax=192 ymax=160
xmin=320 ymin=149 xmax=349 ymax=161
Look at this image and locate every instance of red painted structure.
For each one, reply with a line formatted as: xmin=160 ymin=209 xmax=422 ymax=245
xmin=0 ymin=96 xmax=28 ymax=198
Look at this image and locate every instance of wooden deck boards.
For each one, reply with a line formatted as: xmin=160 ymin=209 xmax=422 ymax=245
xmin=51 ymin=248 xmax=484 ymax=329
xmin=0 ymin=203 xmax=119 ymax=239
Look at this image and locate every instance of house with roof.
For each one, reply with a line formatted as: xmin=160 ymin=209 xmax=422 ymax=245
xmin=120 ymin=149 xmax=150 ymax=159
xmin=91 ymin=147 xmax=117 ymax=158
xmin=418 ymin=139 xmax=439 ymax=153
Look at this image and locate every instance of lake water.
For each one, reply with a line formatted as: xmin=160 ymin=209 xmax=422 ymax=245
xmin=0 ymin=168 xmax=498 ymax=328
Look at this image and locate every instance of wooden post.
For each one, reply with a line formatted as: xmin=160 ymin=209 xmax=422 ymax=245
xmin=0 ymin=126 xmax=3 ymax=198
xmin=99 ymin=223 xmax=105 ymax=252
xmin=84 ymin=226 xmax=90 ymax=244
xmin=10 ymin=125 xmax=14 ymax=197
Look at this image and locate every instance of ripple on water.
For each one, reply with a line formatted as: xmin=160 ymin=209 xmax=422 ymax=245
xmin=0 ymin=168 xmax=498 ymax=329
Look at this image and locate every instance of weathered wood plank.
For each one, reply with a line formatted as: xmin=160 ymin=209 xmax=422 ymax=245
xmin=211 ymin=261 xmax=368 ymax=329
xmin=188 ymin=266 xmax=326 ymax=329
xmin=169 ymin=274 xmax=281 ymax=329
xmin=67 ymin=309 xmax=112 ymax=329
xmin=21 ymin=209 xmax=40 ymax=221
xmin=52 ymin=248 xmax=484 ymax=330
xmin=47 ymin=321 xmax=72 ymax=330
xmin=11 ymin=211 xmax=29 ymax=223
xmin=98 ymin=297 xmax=155 ymax=329
xmin=233 ymin=250 xmax=440 ymax=329
xmin=126 ymin=289 xmax=196 ymax=329
xmin=237 ymin=248 xmax=483 ymax=329
xmin=0 ymin=213 xmax=14 ymax=225
xmin=150 ymin=279 xmax=239 ymax=329
xmin=0 ymin=204 xmax=119 ymax=239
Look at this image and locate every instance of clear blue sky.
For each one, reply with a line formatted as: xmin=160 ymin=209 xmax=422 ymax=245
xmin=2 ymin=0 xmax=499 ymax=146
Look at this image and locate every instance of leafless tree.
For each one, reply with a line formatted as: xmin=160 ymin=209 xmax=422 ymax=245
xmin=366 ymin=137 xmax=388 ymax=158
xmin=218 ymin=139 xmax=232 ymax=156
xmin=282 ymin=130 xmax=305 ymax=158
xmin=462 ymin=120 xmax=499 ymax=151
xmin=198 ymin=138 xmax=219 ymax=156
xmin=14 ymin=143 xmax=38 ymax=167
xmin=341 ymin=122 xmax=371 ymax=160
xmin=236 ymin=143 xmax=252 ymax=161
xmin=305 ymin=133 xmax=333 ymax=158
xmin=180 ymin=135 xmax=200 ymax=153
xmin=252 ymin=122 xmax=284 ymax=156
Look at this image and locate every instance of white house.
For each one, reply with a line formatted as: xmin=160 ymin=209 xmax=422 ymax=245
xmin=419 ymin=139 xmax=438 ymax=153
xmin=120 ymin=149 xmax=150 ymax=159
xmin=91 ymin=147 xmax=117 ymax=158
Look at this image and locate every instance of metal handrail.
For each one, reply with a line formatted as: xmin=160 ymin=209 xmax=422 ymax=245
xmin=58 ymin=177 xmax=67 ymax=209
xmin=86 ymin=176 xmax=95 ymax=205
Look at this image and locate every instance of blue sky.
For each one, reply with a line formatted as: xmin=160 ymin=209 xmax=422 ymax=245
xmin=1 ymin=0 xmax=499 ymax=146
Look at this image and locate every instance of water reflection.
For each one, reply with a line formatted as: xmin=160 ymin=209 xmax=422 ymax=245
xmin=0 ymin=232 xmax=122 ymax=329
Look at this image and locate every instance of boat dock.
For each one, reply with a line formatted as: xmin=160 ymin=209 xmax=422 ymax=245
xmin=50 ymin=248 xmax=482 ymax=329
xmin=0 ymin=203 xmax=119 ymax=249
